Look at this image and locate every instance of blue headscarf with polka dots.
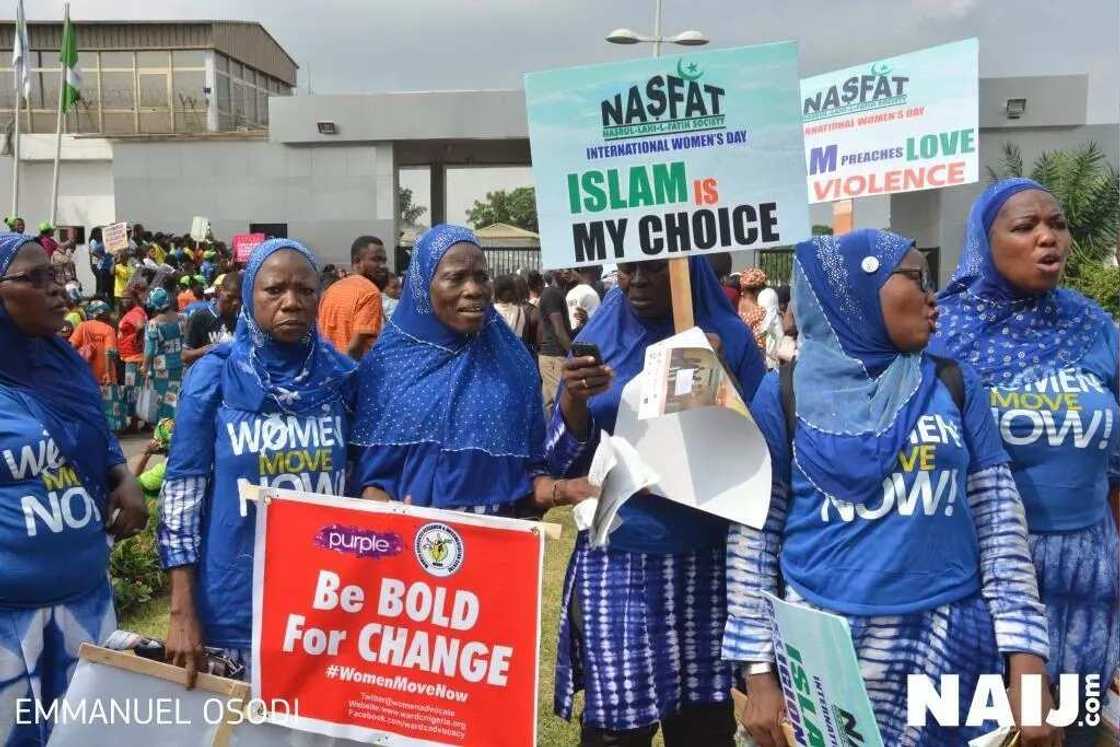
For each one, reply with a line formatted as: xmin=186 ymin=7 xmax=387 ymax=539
xmin=350 ymin=224 xmax=544 ymax=470
xmin=930 ymin=178 xmax=1112 ymax=388
xmin=791 ymin=229 xmax=943 ymax=510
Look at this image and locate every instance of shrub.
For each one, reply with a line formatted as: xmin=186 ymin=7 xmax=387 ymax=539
xmin=110 ymin=495 xmax=167 ymax=617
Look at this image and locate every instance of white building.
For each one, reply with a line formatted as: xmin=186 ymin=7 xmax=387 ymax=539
xmin=0 ymin=20 xmax=1115 ymax=280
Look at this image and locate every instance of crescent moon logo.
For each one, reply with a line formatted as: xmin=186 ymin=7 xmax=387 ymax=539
xmin=676 ymin=58 xmax=703 ymax=81
xmin=870 ymin=62 xmax=891 ymax=77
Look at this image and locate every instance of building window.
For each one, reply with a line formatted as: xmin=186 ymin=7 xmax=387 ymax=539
xmin=172 ymin=49 xmax=206 ymax=69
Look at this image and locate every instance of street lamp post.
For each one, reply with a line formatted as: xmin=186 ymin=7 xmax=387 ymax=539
xmin=605 ymin=2 xmax=709 ymax=332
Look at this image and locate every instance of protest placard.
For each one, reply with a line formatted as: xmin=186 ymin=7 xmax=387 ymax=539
xmin=190 ymin=216 xmax=210 ymax=242
xmin=801 ymin=38 xmax=979 ymax=203
xmin=524 ymin=43 xmax=810 ymax=270
xmin=48 ymin=644 xmax=369 ymax=746
xmin=233 ymin=233 xmax=267 ymax=263
xmin=764 ymin=593 xmax=884 ymax=747
xmin=103 ymin=222 xmax=129 ymax=253
xmin=250 ymin=486 xmax=547 ymax=746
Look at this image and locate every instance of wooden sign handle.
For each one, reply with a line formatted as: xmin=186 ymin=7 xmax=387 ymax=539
xmin=832 ymin=198 xmax=854 ymax=235
xmin=669 ymin=257 xmax=694 ymax=333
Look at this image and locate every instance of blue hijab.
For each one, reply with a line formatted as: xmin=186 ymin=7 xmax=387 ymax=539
xmin=350 ymin=224 xmax=543 ymax=469
xmin=930 ymin=178 xmax=1113 ymax=388
xmin=791 ymin=229 xmax=941 ymax=509
xmin=577 ymin=255 xmax=765 ymax=432
xmin=0 ymin=233 xmax=120 ymax=504
xmin=221 ymin=239 xmax=355 ymax=415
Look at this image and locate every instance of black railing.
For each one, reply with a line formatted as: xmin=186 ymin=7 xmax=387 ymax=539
xmin=394 ymin=246 xmax=541 ymax=277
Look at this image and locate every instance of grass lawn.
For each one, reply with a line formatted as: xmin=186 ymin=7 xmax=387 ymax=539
xmin=119 ymin=506 xmax=667 ymax=745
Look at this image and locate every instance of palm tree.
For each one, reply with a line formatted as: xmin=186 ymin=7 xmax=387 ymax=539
xmin=987 ymin=141 xmax=1119 ymax=276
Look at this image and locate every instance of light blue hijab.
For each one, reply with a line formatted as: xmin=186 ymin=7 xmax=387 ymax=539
xmin=791 ymin=229 xmax=941 ymax=507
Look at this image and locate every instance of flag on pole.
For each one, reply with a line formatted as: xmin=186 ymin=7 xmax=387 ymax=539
xmin=59 ymin=8 xmax=80 ymax=112
xmin=12 ymin=0 xmax=30 ymax=100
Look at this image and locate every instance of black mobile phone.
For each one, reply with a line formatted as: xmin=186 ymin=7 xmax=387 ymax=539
xmin=571 ymin=342 xmax=602 ymax=365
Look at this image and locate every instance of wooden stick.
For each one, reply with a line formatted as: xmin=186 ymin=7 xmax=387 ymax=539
xmin=831 ymin=198 xmax=854 ymax=235
xmin=78 ymin=643 xmax=249 ymax=697
xmin=669 ymin=257 xmax=694 ymax=332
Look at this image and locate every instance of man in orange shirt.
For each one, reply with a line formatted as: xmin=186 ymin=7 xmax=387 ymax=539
xmin=69 ymin=300 xmax=119 ymax=385
xmin=318 ymin=235 xmax=387 ymax=359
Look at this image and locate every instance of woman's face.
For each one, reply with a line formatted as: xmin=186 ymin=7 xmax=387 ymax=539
xmin=618 ymin=260 xmax=672 ymax=320
xmin=0 ymin=243 xmax=67 ymax=337
xmin=253 ymin=249 xmax=320 ymax=344
xmin=430 ymin=242 xmax=492 ymax=334
xmin=880 ymin=248 xmax=937 ymax=353
xmin=989 ymin=189 xmax=1070 ymax=295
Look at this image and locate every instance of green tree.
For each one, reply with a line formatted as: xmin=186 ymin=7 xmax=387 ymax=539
xmin=987 ymin=142 xmax=1119 ymax=313
xmin=398 ymin=187 xmax=427 ymax=226
xmin=466 ymin=187 xmax=538 ymax=232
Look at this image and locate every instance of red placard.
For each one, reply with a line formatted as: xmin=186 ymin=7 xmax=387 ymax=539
xmin=251 ymin=489 xmax=544 ymax=746
xmin=233 ymin=233 xmax=266 ymax=263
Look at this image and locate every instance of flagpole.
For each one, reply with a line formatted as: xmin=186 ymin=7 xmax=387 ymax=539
xmin=11 ymin=75 xmax=20 ymax=219
xmin=49 ymin=3 xmax=69 ymax=227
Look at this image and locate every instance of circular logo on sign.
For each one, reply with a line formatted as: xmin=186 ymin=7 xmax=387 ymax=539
xmin=860 ymin=256 xmax=880 ymax=274
xmin=414 ymin=523 xmax=465 ymax=577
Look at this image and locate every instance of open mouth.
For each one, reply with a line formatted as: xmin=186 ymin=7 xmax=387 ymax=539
xmin=1036 ymin=253 xmax=1063 ymax=274
xmin=458 ymin=305 xmax=485 ymax=316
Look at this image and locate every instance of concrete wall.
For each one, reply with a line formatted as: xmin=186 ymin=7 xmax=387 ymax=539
xmin=110 ymin=139 xmax=397 ymax=267
xmin=269 ymin=91 xmax=528 ymax=144
xmin=0 ymin=135 xmax=116 ymax=230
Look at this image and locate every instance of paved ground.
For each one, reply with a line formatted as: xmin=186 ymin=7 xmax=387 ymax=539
xmin=119 ymin=432 xmax=157 ymax=468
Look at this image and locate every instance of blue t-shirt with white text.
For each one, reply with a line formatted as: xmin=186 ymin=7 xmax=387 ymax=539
xmin=989 ymin=324 xmax=1120 ymax=533
xmin=0 ymin=387 xmax=110 ymax=607
xmin=166 ymin=354 xmax=350 ymax=648
xmin=751 ymin=359 xmax=1008 ymax=616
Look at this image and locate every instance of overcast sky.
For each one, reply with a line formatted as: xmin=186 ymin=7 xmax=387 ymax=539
xmin=27 ymin=0 xmax=1120 ymax=221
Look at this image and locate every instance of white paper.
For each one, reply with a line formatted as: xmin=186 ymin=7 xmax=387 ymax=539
xmin=968 ymin=726 xmax=1017 ymax=747
xmin=585 ymin=435 xmax=659 ymax=548
xmin=615 ymin=329 xmax=772 ymax=529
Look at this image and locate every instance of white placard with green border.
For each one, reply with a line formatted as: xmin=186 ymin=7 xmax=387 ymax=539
xmin=525 ymin=42 xmax=810 ymax=270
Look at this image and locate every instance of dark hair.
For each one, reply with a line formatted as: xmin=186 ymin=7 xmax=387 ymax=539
xmin=524 ymin=270 xmax=543 ymax=294
xmin=493 ymin=274 xmax=519 ymax=304
xmin=350 ymin=235 xmax=384 ymax=263
xmin=221 ymin=271 xmax=242 ymax=293
xmin=776 ymin=285 xmax=791 ymax=307
xmin=514 ymin=274 xmax=529 ymax=304
xmin=90 ymin=226 xmax=102 ymax=242
xmin=578 ymin=265 xmax=602 ymax=282
xmin=706 ymin=252 xmax=733 ymax=278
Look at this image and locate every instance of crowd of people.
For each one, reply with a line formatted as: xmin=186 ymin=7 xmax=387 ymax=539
xmin=0 ymin=176 xmax=1116 ymax=747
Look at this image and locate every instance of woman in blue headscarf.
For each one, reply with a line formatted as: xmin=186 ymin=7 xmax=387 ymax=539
xmin=141 ymin=286 xmax=184 ymax=423
xmin=546 ymin=256 xmax=765 ymax=746
xmin=349 ymin=224 xmax=597 ymax=513
xmin=158 ymin=239 xmax=356 ymax=685
xmin=0 ymin=233 xmax=147 ymax=745
xmin=931 ymin=179 xmax=1119 ymax=746
xmin=725 ymin=229 xmax=1058 ymax=747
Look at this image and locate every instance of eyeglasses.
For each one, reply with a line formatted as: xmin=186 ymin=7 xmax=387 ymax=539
xmin=890 ymin=267 xmax=933 ymax=293
xmin=0 ymin=266 xmax=65 ymax=289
